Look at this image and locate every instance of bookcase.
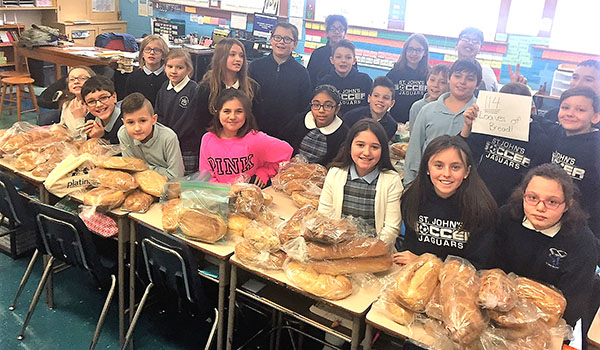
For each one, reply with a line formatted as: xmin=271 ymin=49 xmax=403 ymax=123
xmin=0 ymin=24 xmax=23 ymax=70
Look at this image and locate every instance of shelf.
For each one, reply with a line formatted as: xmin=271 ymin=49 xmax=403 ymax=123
xmin=0 ymin=43 xmax=15 ymax=47
xmin=0 ymin=62 xmax=16 ymax=67
xmin=0 ymin=6 xmax=57 ymax=11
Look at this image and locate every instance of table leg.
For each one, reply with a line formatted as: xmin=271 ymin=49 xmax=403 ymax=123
xmin=116 ymin=216 xmax=129 ymax=348
xmin=128 ymin=219 xmax=136 ymax=350
xmin=363 ymin=324 xmax=373 ymax=350
xmin=350 ymin=316 xmax=361 ymax=350
xmin=275 ymin=311 xmax=283 ymax=350
xmin=226 ymin=264 xmax=238 ymax=350
xmin=217 ymin=260 xmax=228 ymax=350
xmin=55 ymin=64 xmax=61 ymax=81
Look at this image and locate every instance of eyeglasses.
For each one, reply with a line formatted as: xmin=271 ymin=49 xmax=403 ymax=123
xmin=271 ymin=34 xmax=295 ymax=44
xmin=143 ymin=47 xmax=163 ymax=54
xmin=68 ymin=75 xmax=90 ymax=83
xmin=459 ymin=37 xmax=482 ymax=45
xmin=329 ymin=26 xmax=345 ymax=33
xmin=85 ymin=94 xmax=113 ymax=106
xmin=310 ymin=102 xmax=336 ymax=111
xmin=523 ymin=193 xmax=565 ymax=210
xmin=405 ymin=47 xmax=424 ymax=55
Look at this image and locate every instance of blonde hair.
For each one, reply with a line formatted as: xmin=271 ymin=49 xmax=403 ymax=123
xmin=165 ymin=49 xmax=194 ymax=77
xmin=61 ymin=65 xmax=96 ymax=107
xmin=201 ymin=38 xmax=255 ymax=115
xmin=138 ymin=35 xmax=169 ymax=69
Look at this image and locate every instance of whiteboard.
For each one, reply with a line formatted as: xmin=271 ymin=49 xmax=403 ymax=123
xmin=314 ymin=0 xmax=391 ymax=30
xmin=220 ymin=0 xmax=265 ymax=14
xmin=549 ymin=0 xmax=600 ymax=55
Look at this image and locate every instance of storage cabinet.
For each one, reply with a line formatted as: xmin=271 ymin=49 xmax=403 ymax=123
xmin=0 ymin=24 xmax=24 ymax=70
xmin=550 ymin=69 xmax=573 ymax=97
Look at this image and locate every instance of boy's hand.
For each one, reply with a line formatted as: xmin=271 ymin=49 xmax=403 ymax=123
xmin=70 ymin=98 xmax=88 ymax=119
xmin=461 ymin=104 xmax=479 ymax=137
xmin=508 ymin=64 xmax=528 ymax=85
xmin=392 ymin=251 xmax=418 ymax=266
xmin=84 ymin=120 xmax=105 ymax=139
xmin=253 ymin=176 xmax=266 ymax=188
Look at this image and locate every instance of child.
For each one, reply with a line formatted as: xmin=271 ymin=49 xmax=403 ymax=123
xmin=199 ymin=89 xmax=292 ymax=187
xmin=319 ymin=119 xmax=402 ymax=246
xmin=82 ymin=76 xmax=123 ymax=145
xmin=154 ymin=49 xmax=199 ymax=175
xmin=288 ymin=85 xmax=349 ymax=166
xmin=495 ymin=164 xmax=597 ymax=327
xmin=125 ymin=34 xmax=169 ymax=107
xmin=58 ymin=66 xmax=95 ymax=136
xmin=307 ymin=14 xmax=348 ymax=86
xmin=545 ymin=86 xmax=600 ymax=235
xmin=186 ymin=38 xmax=260 ymax=155
xmin=460 ymin=83 xmax=550 ymax=206
xmin=386 ymin=33 xmax=429 ymax=123
xmin=317 ymin=39 xmax=373 ymax=117
xmin=342 ymin=76 xmax=398 ymax=141
xmin=403 ymin=58 xmax=482 ymax=185
xmin=393 ymin=135 xmax=498 ymax=269
xmin=409 ymin=63 xmax=449 ymax=130
xmin=117 ymin=92 xmax=184 ymax=180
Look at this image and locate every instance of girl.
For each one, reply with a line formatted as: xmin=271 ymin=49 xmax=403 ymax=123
xmin=125 ymin=34 xmax=169 ymax=107
xmin=386 ymin=34 xmax=429 ymax=123
xmin=496 ymin=164 xmax=598 ymax=327
xmin=58 ymin=66 xmax=95 ymax=136
xmin=318 ymin=119 xmax=402 ymax=246
xmin=187 ymin=38 xmax=260 ymax=159
xmin=393 ymin=135 xmax=498 ymax=269
xmin=199 ymin=89 xmax=292 ymax=187
xmin=154 ymin=49 xmax=198 ymax=175
xmin=289 ymin=84 xmax=349 ymax=166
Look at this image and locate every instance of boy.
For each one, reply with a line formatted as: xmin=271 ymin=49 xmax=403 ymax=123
xmin=306 ymin=14 xmax=349 ymax=87
xmin=403 ymin=58 xmax=482 ymax=185
xmin=317 ymin=39 xmax=373 ymax=117
xmin=249 ymin=22 xmax=311 ymax=143
xmin=117 ymin=92 xmax=185 ymax=180
xmin=82 ymin=76 xmax=123 ymax=145
xmin=409 ymin=64 xmax=449 ymax=130
xmin=342 ymin=76 xmax=398 ymax=141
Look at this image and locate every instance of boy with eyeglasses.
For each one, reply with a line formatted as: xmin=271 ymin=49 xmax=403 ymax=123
xmin=249 ymin=22 xmax=311 ymax=143
xmin=307 ymin=14 xmax=352 ymax=87
xmin=82 ymin=75 xmax=123 ymax=145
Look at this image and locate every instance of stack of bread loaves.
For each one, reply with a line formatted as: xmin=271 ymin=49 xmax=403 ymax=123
xmin=271 ymin=156 xmax=326 ymax=208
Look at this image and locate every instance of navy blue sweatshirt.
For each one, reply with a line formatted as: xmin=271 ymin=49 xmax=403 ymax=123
xmin=155 ymin=78 xmax=198 ymax=153
xmin=401 ymin=191 xmax=495 ymax=269
xmin=342 ymin=106 xmax=398 ymax=141
xmin=386 ymin=66 xmax=427 ymax=123
xmin=124 ymin=68 xmax=168 ymax=108
xmin=307 ymin=43 xmax=334 ymax=88
xmin=495 ymin=206 xmax=597 ymax=326
xmin=249 ymin=54 xmax=312 ymax=143
xmin=318 ymin=68 xmax=373 ymax=117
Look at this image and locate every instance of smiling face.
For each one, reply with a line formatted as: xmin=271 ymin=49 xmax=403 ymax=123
xmin=310 ymin=91 xmax=339 ymax=128
xmin=219 ymin=98 xmax=246 ymax=138
xmin=326 ymin=20 xmax=346 ymax=45
xmin=368 ymin=86 xmax=395 ymax=117
xmin=523 ymin=176 xmax=568 ymax=230
xmin=427 ymin=72 xmax=449 ymax=101
xmin=122 ymin=107 xmax=157 ymax=143
xmin=570 ymin=65 xmax=600 ymax=94
xmin=351 ymin=130 xmax=382 ymax=177
xmin=67 ymin=68 xmax=92 ymax=98
xmin=270 ymin=26 xmax=296 ymax=61
xmin=456 ymin=34 xmax=482 ymax=60
xmin=84 ymin=90 xmax=117 ymax=121
xmin=449 ymin=70 xmax=478 ymax=101
xmin=225 ymin=44 xmax=244 ymax=74
xmin=405 ymin=39 xmax=425 ymax=69
xmin=558 ymin=95 xmax=600 ymax=136
xmin=165 ymin=56 xmax=191 ymax=86
xmin=428 ymin=147 xmax=471 ymax=199
xmin=142 ymin=39 xmax=164 ymax=70
xmin=330 ymin=46 xmax=356 ymax=78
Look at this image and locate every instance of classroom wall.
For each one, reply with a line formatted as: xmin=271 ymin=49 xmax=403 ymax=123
xmin=120 ymin=1 xmax=598 ymax=92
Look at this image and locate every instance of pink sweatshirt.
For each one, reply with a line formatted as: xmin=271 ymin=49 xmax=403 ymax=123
xmin=199 ymin=131 xmax=293 ymax=184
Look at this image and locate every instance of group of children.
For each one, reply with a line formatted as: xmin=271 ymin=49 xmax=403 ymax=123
xmin=47 ymin=18 xmax=600 ymax=341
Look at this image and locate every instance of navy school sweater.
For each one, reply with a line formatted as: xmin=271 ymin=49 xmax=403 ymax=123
xmin=155 ymin=78 xmax=198 ymax=153
xmin=386 ymin=66 xmax=427 ymax=123
xmin=124 ymin=68 xmax=168 ymax=108
xmin=342 ymin=106 xmax=398 ymax=142
xmin=318 ymin=68 xmax=373 ymax=117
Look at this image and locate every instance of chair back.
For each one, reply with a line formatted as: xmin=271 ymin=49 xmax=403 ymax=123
xmin=0 ymin=171 xmax=28 ymax=228
xmin=134 ymin=221 xmax=206 ymax=306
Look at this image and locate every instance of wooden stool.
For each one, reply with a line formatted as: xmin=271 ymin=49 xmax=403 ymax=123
xmin=0 ymin=71 xmax=30 ymax=79
xmin=0 ymin=76 xmax=40 ymax=121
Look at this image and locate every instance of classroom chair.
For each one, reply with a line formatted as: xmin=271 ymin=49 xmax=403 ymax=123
xmin=0 ymin=75 xmax=40 ymax=121
xmin=121 ymin=221 xmax=217 ymax=350
xmin=0 ymin=171 xmax=37 ymax=259
xmin=15 ymin=201 xmax=116 ymax=350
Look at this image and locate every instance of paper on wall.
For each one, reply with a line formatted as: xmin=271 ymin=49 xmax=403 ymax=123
xmin=230 ymin=12 xmax=247 ymax=30
xmin=472 ymin=90 xmax=532 ymax=142
xmin=289 ymin=17 xmax=303 ymax=40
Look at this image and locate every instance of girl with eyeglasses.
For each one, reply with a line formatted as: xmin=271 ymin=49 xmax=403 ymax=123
xmin=495 ymin=163 xmax=598 ymax=327
xmin=288 ymin=85 xmax=349 ymax=166
xmin=58 ymin=66 xmax=96 ymax=136
xmin=386 ymin=33 xmax=430 ymax=124
xmin=125 ymin=34 xmax=170 ymax=107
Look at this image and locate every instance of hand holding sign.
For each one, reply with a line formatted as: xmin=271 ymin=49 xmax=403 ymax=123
xmin=472 ymin=91 xmax=532 ymax=142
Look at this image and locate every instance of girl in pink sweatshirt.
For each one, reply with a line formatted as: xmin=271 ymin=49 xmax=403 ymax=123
xmin=199 ymin=89 xmax=293 ymax=187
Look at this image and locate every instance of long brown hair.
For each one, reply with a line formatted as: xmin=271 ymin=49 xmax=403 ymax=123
xmin=59 ymin=66 xmax=96 ymax=108
xmin=393 ymin=33 xmax=430 ymax=77
xmin=201 ymin=38 xmax=256 ymax=115
xmin=207 ymin=89 xmax=258 ymax=138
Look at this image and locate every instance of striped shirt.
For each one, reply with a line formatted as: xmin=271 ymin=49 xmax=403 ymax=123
xmin=299 ymin=129 xmax=328 ymax=164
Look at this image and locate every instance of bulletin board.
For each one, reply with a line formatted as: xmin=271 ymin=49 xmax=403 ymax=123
xmin=155 ymin=0 xmax=280 ymax=15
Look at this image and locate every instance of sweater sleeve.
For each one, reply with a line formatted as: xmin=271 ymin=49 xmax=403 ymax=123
xmin=199 ymin=132 xmax=212 ymax=174
xmin=250 ymin=132 xmax=294 ymax=183
xmin=154 ymin=133 xmax=184 ymax=180
xmin=403 ymin=109 xmax=427 ymax=185
xmin=317 ymin=168 xmax=336 ymax=216
xmin=462 ymin=227 xmax=496 ymax=270
xmin=378 ymin=173 xmax=403 ymax=246
xmin=117 ymin=126 xmax=135 ymax=158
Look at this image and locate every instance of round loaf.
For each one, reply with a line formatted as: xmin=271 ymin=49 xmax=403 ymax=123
xmin=277 ymin=205 xmax=317 ymax=244
xmin=123 ymin=190 xmax=155 ymax=213
xmin=478 ymin=269 xmax=517 ymax=312
xmin=230 ymin=183 xmax=264 ymax=219
xmin=291 ymin=191 xmax=320 ymax=208
xmin=99 ymin=156 xmax=148 ymax=171
xmin=285 ymin=260 xmax=353 ymax=300
xmin=134 ymin=169 xmax=167 ymax=197
xmin=390 ymin=253 xmax=442 ymax=312
xmin=235 ymin=241 xmax=286 ymax=270
xmin=161 ymin=198 xmax=181 ymax=232
xmin=83 ymin=187 xmax=126 ymax=209
xmin=91 ymin=168 xmax=139 ymax=191
xmin=178 ymin=208 xmax=227 ymax=243
xmin=242 ymin=220 xmax=280 ymax=252
xmin=227 ymin=214 xmax=252 ymax=236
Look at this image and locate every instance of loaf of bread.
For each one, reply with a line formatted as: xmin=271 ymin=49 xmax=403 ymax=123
xmin=307 ymin=238 xmax=389 ymax=260
xmin=99 ymin=156 xmax=148 ymax=171
xmin=386 ymin=301 xmax=415 ymax=326
xmin=262 ymin=191 xmax=273 ymax=206
xmin=487 ymin=297 xmax=545 ymax=328
xmin=477 ymin=269 xmax=517 ymax=312
xmin=389 ymin=253 xmax=442 ymax=312
xmin=283 ymin=179 xmax=324 ymax=195
xmin=122 ymin=190 xmax=155 ymax=213
xmin=425 ymin=285 xmax=443 ymax=320
xmin=90 ymin=168 xmax=139 ymax=191
xmin=230 ymin=183 xmax=264 ymax=219
xmin=161 ymin=199 xmax=181 ymax=232
xmin=83 ymin=187 xmax=126 ymax=209
xmin=310 ymin=254 xmax=393 ymax=275
xmin=256 ymin=206 xmax=276 ymax=226
xmin=291 ymin=190 xmax=320 ymax=208
xmin=302 ymin=212 xmax=357 ymax=244
xmin=439 ymin=260 xmax=486 ymax=345
xmin=134 ymin=169 xmax=167 ymax=197
xmin=515 ymin=277 xmax=566 ymax=327
xmin=14 ymin=151 xmax=40 ymax=171
xmin=480 ymin=321 xmax=551 ymax=350
xmin=32 ymin=159 xmax=59 ymax=177
xmin=390 ymin=142 xmax=408 ymax=159
xmin=1 ymin=133 xmax=34 ymax=154
xmin=235 ymin=241 xmax=286 ymax=270
xmin=285 ymin=260 xmax=353 ymax=300
xmin=277 ymin=205 xmax=317 ymax=244
xmin=178 ymin=208 xmax=227 ymax=243
xmin=272 ymin=163 xmax=327 ymax=190
xmin=242 ymin=220 xmax=280 ymax=252
xmin=227 ymin=214 xmax=252 ymax=236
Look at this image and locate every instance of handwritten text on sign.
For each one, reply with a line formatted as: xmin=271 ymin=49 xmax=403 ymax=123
xmin=473 ymin=90 xmax=532 ymax=142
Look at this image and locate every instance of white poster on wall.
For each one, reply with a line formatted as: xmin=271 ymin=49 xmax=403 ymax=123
xmin=314 ymin=0 xmax=390 ymax=30
xmin=221 ymin=0 xmax=264 ymax=14
xmin=138 ymin=0 xmax=148 ymax=16
xmin=92 ymin=0 xmax=115 ymax=12
xmin=289 ymin=0 xmax=303 ymax=17
xmin=289 ymin=16 xmax=303 ymax=40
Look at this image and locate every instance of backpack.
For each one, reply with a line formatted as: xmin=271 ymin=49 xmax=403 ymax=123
xmin=18 ymin=24 xmax=61 ymax=48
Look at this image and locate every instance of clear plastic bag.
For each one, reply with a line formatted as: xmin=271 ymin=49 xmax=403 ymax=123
xmin=161 ymin=198 xmax=181 ymax=232
xmin=122 ymin=189 xmax=155 ymax=213
xmin=97 ymin=156 xmax=148 ymax=171
xmin=229 ymin=183 xmax=264 ymax=219
xmin=373 ymin=294 xmax=415 ymax=326
xmin=0 ymin=122 xmax=49 ymax=154
xmin=425 ymin=284 xmax=443 ymax=321
xmin=389 ymin=253 xmax=443 ymax=312
xmin=477 ymin=269 xmax=517 ymax=312
xmin=82 ymin=187 xmax=126 ymax=210
xmin=271 ymin=155 xmax=327 ymax=192
xmin=283 ymin=258 xmax=353 ymax=300
xmin=301 ymin=211 xmax=357 ymax=244
xmin=306 ymin=237 xmax=389 ymax=260
xmin=77 ymin=138 xmax=121 ymax=157
xmin=89 ymin=167 xmax=139 ymax=191
xmin=290 ymin=182 xmax=322 ymax=208
xmin=134 ymin=169 xmax=167 ymax=197
xmin=277 ymin=204 xmax=317 ymax=244
xmin=178 ymin=208 xmax=227 ymax=243
xmin=486 ymin=297 xmax=545 ymax=327
xmin=242 ymin=220 xmax=280 ymax=252
xmin=235 ymin=240 xmax=287 ymax=270
xmin=515 ymin=277 xmax=567 ymax=327
xmin=32 ymin=142 xmax=80 ymax=178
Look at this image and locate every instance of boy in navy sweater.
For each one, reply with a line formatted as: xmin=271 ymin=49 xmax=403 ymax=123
xmin=82 ymin=76 xmax=123 ymax=145
xmin=318 ymin=39 xmax=372 ymax=117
